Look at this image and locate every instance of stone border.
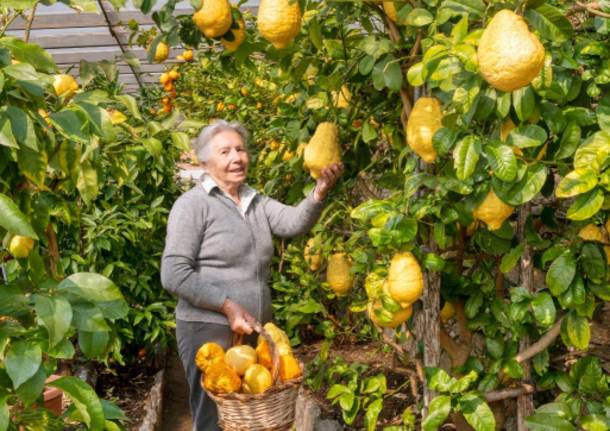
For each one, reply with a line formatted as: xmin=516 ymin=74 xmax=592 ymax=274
xmin=137 ymin=368 xmax=166 ymax=431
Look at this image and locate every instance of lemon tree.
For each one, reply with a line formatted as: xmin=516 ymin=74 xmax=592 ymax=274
xmin=132 ymin=0 xmax=610 ymax=428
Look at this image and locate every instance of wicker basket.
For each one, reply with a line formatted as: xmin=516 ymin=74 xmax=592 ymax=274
xmin=203 ymin=322 xmax=303 ymax=431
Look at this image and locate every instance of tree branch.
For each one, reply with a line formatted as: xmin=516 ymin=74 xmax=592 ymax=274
xmin=576 ymin=1 xmax=610 ymax=18
xmin=24 ymin=1 xmax=39 ymax=43
xmin=484 ymin=384 xmax=536 ymax=403
xmin=515 ymin=317 xmax=564 ymax=364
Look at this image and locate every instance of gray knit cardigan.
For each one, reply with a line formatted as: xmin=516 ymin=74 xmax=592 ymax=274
xmin=160 ymin=183 xmax=325 ymax=325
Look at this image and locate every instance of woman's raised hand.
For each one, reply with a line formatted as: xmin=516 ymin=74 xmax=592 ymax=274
xmin=313 ymin=163 xmax=344 ymax=202
xmin=221 ymin=299 xmax=255 ymax=335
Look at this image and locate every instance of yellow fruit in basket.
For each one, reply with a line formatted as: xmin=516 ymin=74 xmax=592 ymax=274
xmin=578 ymin=224 xmax=606 ymax=242
xmin=52 ymin=74 xmax=78 ymax=98
xmin=195 ymin=342 xmax=225 ymax=372
xmin=440 ymin=301 xmax=455 ymax=323
xmin=473 ymin=190 xmax=514 ymax=231
xmin=261 ymin=322 xmax=290 ymax=346
xmin=202 ymin=362 xmax=241 ymax=394
xmin=367 ymin=300 xmax=413 ymax=329
xmin=304 ymin=122 xmax=341 ymax=179
xmin=242 ymin=364 xmax=273 ymax=394
xmin=304 ymin=238 xmax=322 ymax=271
xmin=477 ymin=10 xmax=545 ymax=92
xmin=224 ymin=345 xmax=257 ymax=376
xmin=257 ymin=0 xmax=302 ymax=49
xmin=256 ymin=339 xmax=273 ymax=369
xmin=327 ymin=253 xmax=353 ymax=295
xmin=406 ymin=97 xmax=442 ymax=163
xmin=387 ymin=252 xmax=424 ymax=308
xmin=193 ymin=0 xmax=232 ymax=38
xmin=221 ymin=15 xmax=246 ymax=52
xmin=279 ymin=354 xmax=301 ymax=382
xmin=9 ymin=235 xmax=35 ymax=259
xmin=152 ymin=42 xmax=169 ymax=63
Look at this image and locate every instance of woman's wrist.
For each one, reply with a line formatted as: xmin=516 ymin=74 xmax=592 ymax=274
xmin=313 ymin=186 xmax=326 ymax=202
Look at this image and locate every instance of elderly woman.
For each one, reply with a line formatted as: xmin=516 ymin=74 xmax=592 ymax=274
xmin=161 ymin=120 xmax=342 ymax=430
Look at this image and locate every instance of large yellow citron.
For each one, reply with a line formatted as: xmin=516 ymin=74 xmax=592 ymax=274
xmin=195 ymin=342 xmax=225 ymax=372
xmin=224 ymin=345 xmax=257 ymax=376
xmin=327 ymin=253 xmax=353 ymax=295
xmin=52 ymin=74 xmax=78 ymax=98
xmin=202 ymin=362 xmax=241 ymax=394
xmin=151 ymin=42 xmax=169 ymax=63
xmin=387 ymin=252 xmax=424 ymax=307
xmin=367 ymin=300 xmax=413 ymax=328
xmin=221 ymin=15 xmax=246 ymax=52
xmin=304 ymin=238 xmax=322 ymax=271
xmin=477 ymin=10 xmax=545 ymax=92
xmin=9 ymin=235 xmax=35 ymax=259
xmin=260 ymin=322 xmax=290 ymax=346
xmin=406 ymin=97 xmax=442 ymax=163
xmin=255 ymin=339 xmax=273 ymax=369
xmin=193 ymin=0 xmax=232 ymax=39
xmin=303 ymin=122 xmax=341 ymax=179
xmin=473 ymin=190 xmax=514 ymax=231
xmin=242 ymin=364 xmax=273 ymax=394
xmin=257 ymin=0 xmax=301 ymax=49
xmin=279 ymin=354 xmax=302 ymax=382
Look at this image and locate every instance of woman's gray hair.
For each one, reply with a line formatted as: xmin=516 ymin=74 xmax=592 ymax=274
xmin=192 ymin=120 xmax=249 ymax=163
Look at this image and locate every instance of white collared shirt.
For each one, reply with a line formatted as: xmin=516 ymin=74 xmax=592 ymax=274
xmin=201 ymin=175 xmax=257 ymax=217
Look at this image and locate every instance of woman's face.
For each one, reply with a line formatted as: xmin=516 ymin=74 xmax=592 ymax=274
xmin=203 ymin=130 xmax=249 ymax=187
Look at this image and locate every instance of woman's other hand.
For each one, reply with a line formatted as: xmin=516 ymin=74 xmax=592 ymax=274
xmin=221 ymin=299 xmax=255 ymax=334
xmin=313 ymin=163 xmax=344 ymax=202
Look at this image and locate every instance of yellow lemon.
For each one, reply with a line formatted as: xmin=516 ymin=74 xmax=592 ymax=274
xmin=52 ymin=74 xmax=78 ymax=98
xmin=387 ymin=252 xmax=424 ymax=308
xmin=406 ymin=97 xmax=442 ymax=163
xmin=242 ymin=364 xmax=273 ymax=394
xmin=473 ymin=190 xmax=514 ymax=231
xmin=327 ymin=253 xmax=353 ymax=295
xmin=193 ymin=0 xmax=232 ymax=38
xmin=9 ymin=235 xmax=35 ymax=259
xmin=224 ymin=345 xmax=257 ymax=376
xmin=257 ymin=0 xmax=302 ymax=49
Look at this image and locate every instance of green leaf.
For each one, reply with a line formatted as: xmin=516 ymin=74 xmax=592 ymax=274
xmin=18 ymin=146 xmax=47 ymax=187
xmin=422 ymin=395 xmax=451 ymax=431
xmin=407 ymin=62 xmax=425 ymax=87
xmin=406 ymin=8 xmax=433 ymax=26
xmin=142 ymin=137 xmax=162 ymax=158
xmin=76 ymin=103 xmax=114 ymax=141
xmin=1 ymin=0 xmax=37 ymax=9
xmin=58 ymin=273 xmax=128 ymax=320
xmin=565 ymin=312 xmax=590 ymax=350
xmin=526 ymin=413 xmax=576 ymax=431
xmin=116 ymin=95 xmax=142 ymax=121
xmin=16 ymin=366 xmax=45 ymax=406
xmin=546 ymin=251 xmax=576 ymax=296
xmin=487 ymin=144 xmax=517 ymax=182
xmin=589 ymin=283 xmax=610 ymax=301
xmin=513 ymin=86 xmax=535 ymax=122
xmin=0 ymin=395 xmax=9 ymax=431
xmin=364 ymin=398 xmax=383 ymax=431
xmin=581 ymin=414 xmax=610 ymax=431
xmin=438 ymin=0 xmax=485 ymax=18
xmin=574 ymin=131 xmax=610 ymax=172
xmin=566 ymin=188 xmax=604 ymax=221
xmin=34 ymin=295 xmax=72 ymax=347
xmin=362 ymin=122 xmax=378 ymax=143
xmin=50 ymin=110 xmax=90 ymax=143
xmin=500 ymin=244 xmax=524 ymax=273
xmin=493 ymin=163 xmax=547 ymax=205
xmin=49 ymin=376 xmax=105 ymax=431
xmin=453 ymin=135 xmax=480 ymax=181
xmin=5 ymin=341 xmax=42 ymax=389
xmin=79 ymin=331 xmax=109 ymax=359
xmin=555 ymin=169 xmax=598 ymax=198
xmin=509 ymin=125 xmax=547 ymax=148
xmin=4 ymin=106 xmax=37 ymax=150
xmin=555 ymin=122 xmax=581 ymax=160
xmin=383 ymin=60 xmax=403 ymax=92
xmin=581 ymin=243 xmax=606 ymax=282
xmin=3 ymin=62 xmax=38 ymax=81
xmin=72 ymin=304 xmax=111 ymax=332
xmin=525 ymin=5 xmax=574 ymax=43
xmin=77 ymin=160 xmax=99 ymax=205
xmin=171 ymin=132 xmax=191 ymax=152
xmin=0 ymin=193 xmax=37 ymax=238
xmin=531 ymin=292 xmax=556 ymax=328
xmin=0 ymin=115 xmax=18 ymax=148
xmin=459 ymin=393 xmax=495 ymax=431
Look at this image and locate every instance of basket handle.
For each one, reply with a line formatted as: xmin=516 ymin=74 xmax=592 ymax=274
xmin=231 ymin=320 xmax=281 ymax=385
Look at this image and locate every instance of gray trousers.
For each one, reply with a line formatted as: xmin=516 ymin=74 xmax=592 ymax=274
xmin=176 ymin=319 xmax=257 ymax=431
